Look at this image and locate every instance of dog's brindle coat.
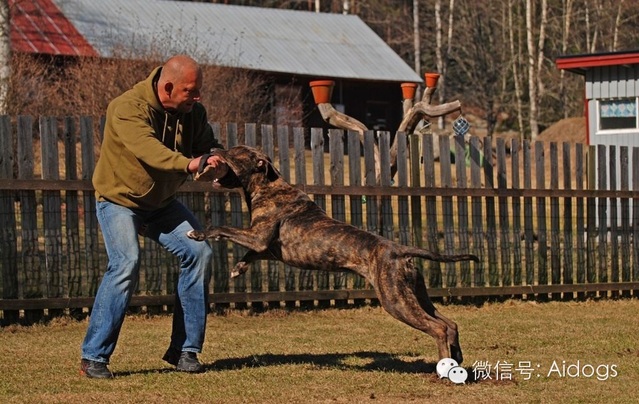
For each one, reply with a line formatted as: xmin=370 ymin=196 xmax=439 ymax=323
xmin=188 ymin=145 xmax=479 ymax=364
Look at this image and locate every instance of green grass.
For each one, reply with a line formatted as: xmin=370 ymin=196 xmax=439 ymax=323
xmin=1 ymin=299 xmax=638 ymax=403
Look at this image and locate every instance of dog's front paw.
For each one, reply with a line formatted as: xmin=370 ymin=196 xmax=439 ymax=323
xmin=187 ymin=230 xmax=207 ymax=241
xmin=230 ymin=262 xmax=249 ymax=278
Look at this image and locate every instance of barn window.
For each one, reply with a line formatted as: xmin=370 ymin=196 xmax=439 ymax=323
xmin=598 ymin=98 xmax=638 ymax=130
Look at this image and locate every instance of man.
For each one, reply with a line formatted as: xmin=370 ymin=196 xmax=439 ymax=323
xmin=80 ymin=55 xmax=226 ymax=379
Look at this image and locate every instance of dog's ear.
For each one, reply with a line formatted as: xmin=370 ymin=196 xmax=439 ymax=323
xmin=257 ymin=159 xmax=281 ymax=182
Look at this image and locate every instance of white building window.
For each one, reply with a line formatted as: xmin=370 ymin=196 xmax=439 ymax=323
xmin=598 ymin=98 xmax=638 ymax=130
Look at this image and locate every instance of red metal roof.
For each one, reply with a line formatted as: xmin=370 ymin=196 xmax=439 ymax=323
xmin=556 ymin=50 xmax=639 ymax=75
xmin=10 ymin=0 xmax=98 ymax=57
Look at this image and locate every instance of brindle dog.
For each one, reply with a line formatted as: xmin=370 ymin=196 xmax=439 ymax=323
xmin=188 ymin=145 xmax=479 ymax=364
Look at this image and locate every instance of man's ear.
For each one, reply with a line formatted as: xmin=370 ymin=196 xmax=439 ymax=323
xmin=164 ymin=82 xmax=174 ymax=96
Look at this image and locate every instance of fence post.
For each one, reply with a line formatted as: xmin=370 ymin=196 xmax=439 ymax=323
xmin=562 ymin=142 xmax=574 ymax=300
xmin=40 ymin=116 xmax=64 ymax=317
xmin=18 ymin=115 xmax=44 ymax=323
xmin=484 ymin=136 xmax=498 ymax=288
xmin=535 ymin=141 xmax=548 ymax=299
xmin=80 ymin=116 xmax=100 ymax=298
xmin=422 ymin=133 xmax=441 ymax=288
xmin=311 ymin=127 xmax=329 ymax=306
xmin=0 ymin=115 xmax=18 ymax=323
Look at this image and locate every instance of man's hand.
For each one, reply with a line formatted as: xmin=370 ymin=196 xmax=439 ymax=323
xmin=191 ymin=154 xmax=229 ymax=182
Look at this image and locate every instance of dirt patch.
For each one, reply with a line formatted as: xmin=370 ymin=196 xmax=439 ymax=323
xmin=537 ymin=116 xmax=586 ymax=144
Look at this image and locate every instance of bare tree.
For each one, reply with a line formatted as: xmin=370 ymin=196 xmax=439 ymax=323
xmin=448 ymin=1 xmax=505 ymax=137
xmin=413 ymin=0 xmax=420 ymax=77
xmin=434 ymin=0 xmax=455 ymax=130
xmin=0 ymin=0 xmax=10 ymax=115
xmin=525 ymin=0 xmax=547 ymax=140
xmin=558 ymin=0 xmax=574 ymax=119
xmin=507 ymin=0 xmax=525 ymax=136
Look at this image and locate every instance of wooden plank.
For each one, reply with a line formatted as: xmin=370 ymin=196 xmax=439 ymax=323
xmin=535 ymin=141 xmax=548 ymax=297
xmin=470 ymin=136 xmax=484 ymax=286
xmin=562 ymin=142 xmax=574 ymax=299
xmin=347 ymin=131 xmax=366 ymax=293
xmin=311 ymin=127 xmax=329 ymax=297
xmin=6 ymin=282 xmax=639 ymax=311
xmin=329 ymin=129 xmax=347 ymax=302
xmin=496 ymin=138 xmax=511 ymax=287
xmin=278 ymin=126 xmax=296 ymax=301
xmin=454 ymin=134 xmax=470 ymax=287
xmin=395 ymin=132 xmax=409 ymax=244
xmin=40 ymin=116 xmax=63 ymax=318
xmin=575 ymin=143 xmax=586 ymax=298
xmin=409 ymin=134 xmax=424 ymax=278
xmin=79 ymin=116 xmax=100 ymax=297
xmin=608 ymin=146 xmax=619 ymax=298
xmin=378 ymin=131 xmax=393 ymax=241
xmin=261 ymin=125 xmax=279 ymax=295
xmin=597 ymin=145 xmax=608 ymax=293
xmin=511 ymin=138 xmax=522 ymax=287
xmin=63 ymin=117 xmax=82 ymax=309
xmin=423 ymin=133 xmax=441 ymax=288
xmin=523 ymin=139 xmax=534 ymax=285
xmin=364 ymin=131 xmax=378 ymax=235
xmin=439 ymin=134 xmax=456 ymax=288
xmin=484 ymin=137 xmax=498 ymax=287
xmin=2 ymin=178 xmax=639 ymax=199
xmin=586 ymin=146 xmax=597 ymax=295
xmin=294 ymin=127 xmax=314 ymax=294
xmin=620 ymin=146 xmax=631 ymax=298
xmin=549 ymin=142 xmax=561 ymax=300
xmin=0 ymin=115 xmax=18 ymax=323
xmin=17 ymin=116 xmax=44 ymax=323
xmin=245 ymin=123 xmax=256 ymax=146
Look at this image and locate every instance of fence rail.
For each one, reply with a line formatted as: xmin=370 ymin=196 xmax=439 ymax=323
xmin=1 ymin=115 xmax=639 ymax=324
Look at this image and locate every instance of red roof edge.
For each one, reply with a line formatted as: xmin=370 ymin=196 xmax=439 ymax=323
xmin=556 ymin=50 xmax=639 ymax=75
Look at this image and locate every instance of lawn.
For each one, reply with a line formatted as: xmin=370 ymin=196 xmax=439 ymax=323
xmin=1 ymin=299 xmax=638 ymax=403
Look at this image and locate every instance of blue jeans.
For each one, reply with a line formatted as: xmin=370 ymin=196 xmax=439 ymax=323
xmin=81 ymin=199 xmax=213 ymax=364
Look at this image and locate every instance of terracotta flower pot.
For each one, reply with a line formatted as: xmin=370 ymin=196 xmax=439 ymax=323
xmin=400 ymin=83 xmax=418 ymax=100
xmin=425 ymin=72 xmax=440 ymax=88
xmin=309 ymin=80 xmax=335 ymax=104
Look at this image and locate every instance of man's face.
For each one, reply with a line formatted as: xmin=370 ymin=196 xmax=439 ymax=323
xmin=170 ymin=68 xmax=202 ymax=113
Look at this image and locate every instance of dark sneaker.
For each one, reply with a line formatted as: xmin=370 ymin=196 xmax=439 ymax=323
xmin=80 ymin=359 xmax=114 ymax=379
xmin=162 ymin=347 xmax=203 ymax=373
xmin=177 ymin=352 xmax=204 ymax=373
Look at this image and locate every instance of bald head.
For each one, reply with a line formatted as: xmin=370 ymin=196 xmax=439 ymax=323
xmin=157 ymin=54 xmax=203 ymax=113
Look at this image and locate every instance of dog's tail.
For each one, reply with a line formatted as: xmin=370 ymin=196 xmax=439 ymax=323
xmin=399 ymin=246 xmax=480 ymax=263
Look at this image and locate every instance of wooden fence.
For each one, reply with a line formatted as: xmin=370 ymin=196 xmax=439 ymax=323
xmin=1 ymin=115 xmax=639 ymax=324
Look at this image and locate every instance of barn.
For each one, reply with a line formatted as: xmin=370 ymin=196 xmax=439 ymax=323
xmin=10 ymin=0 xmax=421 ymax=130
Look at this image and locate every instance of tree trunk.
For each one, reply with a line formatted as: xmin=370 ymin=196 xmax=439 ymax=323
xmin=508 ymin=0 xmax=525 ymax=137
xmin=525 ymin=0 xmax=538 ymax=140
xmin=559 ymin=0 xmax=574 ymax=119
xmin=435 ymin=0 xmax=456 ymax=130
xmin=0 ymin=0 xmax=10 ymax=116
xmin=413 ymin=0 xmax=421 ymax=78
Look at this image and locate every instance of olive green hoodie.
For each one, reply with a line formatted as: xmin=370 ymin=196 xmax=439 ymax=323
xmin=92 ymin=66 xmax=223 ymax=210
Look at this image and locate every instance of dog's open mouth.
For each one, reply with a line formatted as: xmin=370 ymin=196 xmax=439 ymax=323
xmin=208 ymin=155 xmax=242 ymax=189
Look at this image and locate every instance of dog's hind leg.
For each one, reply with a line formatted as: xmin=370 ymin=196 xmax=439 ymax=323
xmin=373 ymin=262 xmax=455 ymax=363
xmin=413 ymin=270 xmax=463 ymax=364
